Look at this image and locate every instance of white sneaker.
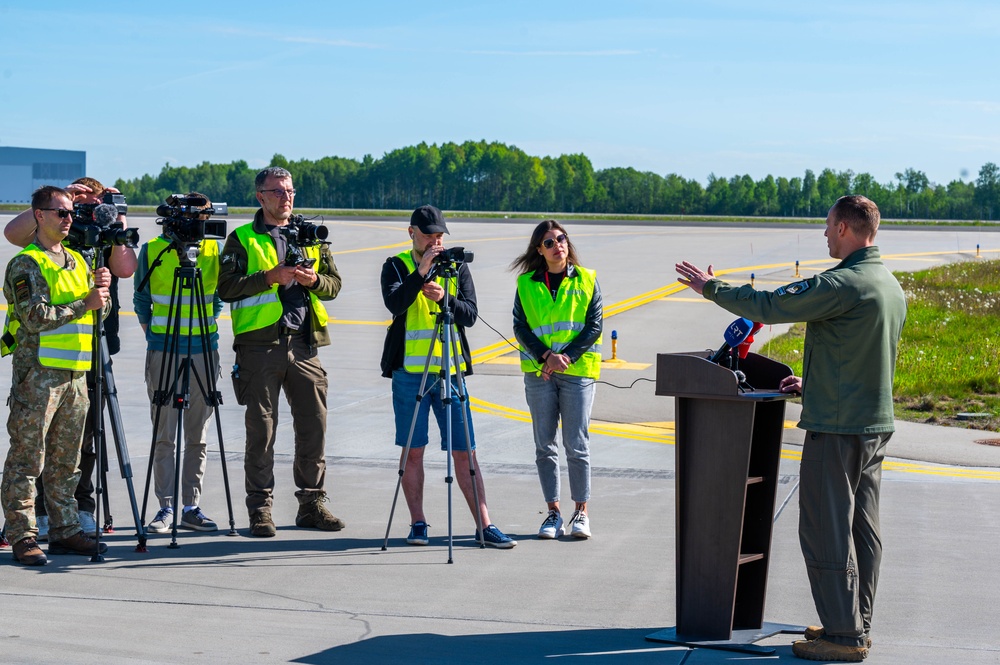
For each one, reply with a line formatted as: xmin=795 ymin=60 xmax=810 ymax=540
xmin=569 ymin=510 xmax=591 ymax=539
xmin=36 ymin=515 xmax=49 ymax=542
xmin=79 ymin=510 xmax=98 ymax=536
xmin=538 ymin=510 xmax=564 ymax=539
xmin=148 ymin=507 xmax=173 ymax=534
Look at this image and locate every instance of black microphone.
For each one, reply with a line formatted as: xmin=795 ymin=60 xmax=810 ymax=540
xmin=94 ymin=203 xmax=119 ymax=226
xmin=708 ymin=317 xmax=754 ymax=364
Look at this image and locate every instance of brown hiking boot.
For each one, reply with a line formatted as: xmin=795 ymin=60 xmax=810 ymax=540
xmin=12 ymin=537 xmax=48 ymax=566
xmin=48 ymin=531 xmax=108 ymax=556
xmin=249 ymin=511 xmax=276 ymax=538
xmin=295 ymin=492 xmax=345 ymax=531
xmin=805 ymin=626 xmax=872 ymax=648
xmin=793 ymin=637 xmax=868 ymax=661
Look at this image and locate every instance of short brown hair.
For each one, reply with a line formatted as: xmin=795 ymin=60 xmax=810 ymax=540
xmin=31 ymin=185 xmax=71 ymax=216
xmin=830 ymin=195 xmax=880 ymax=241
xmin=72 ymin=176 xmax=105 ymax=199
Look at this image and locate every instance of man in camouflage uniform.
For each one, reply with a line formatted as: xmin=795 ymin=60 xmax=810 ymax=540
xmin=2 ymin=186 xmax=111 ymax=565
xmin=4 ymin=176 xmax=137 ymax=540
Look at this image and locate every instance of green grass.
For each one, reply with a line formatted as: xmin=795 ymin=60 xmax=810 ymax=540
xmin=760 ymin=258 xmax=1000 ymax=431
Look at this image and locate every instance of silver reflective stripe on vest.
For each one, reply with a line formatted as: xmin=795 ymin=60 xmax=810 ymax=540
xmin=404 ymin=354 xmax=444 ymax=369
xmin=527 ymin=342 xmax=601 ymax=357
xmin=150 ymin=315 xmax=214 ymax=329
xmin=231 ymin=291 xmax=279 ymax=311
xmin=530 ymin=321 xmax=583 ymax=338
xmin=405 ymin=329 xmax=437 ymax=341
xmin=40 ymin=323 xmax=91 ymax=338
xmin=38 ymin=347 xmax=92 ymax=362
xmin=151 ymin=294 xmax=215 ymax=306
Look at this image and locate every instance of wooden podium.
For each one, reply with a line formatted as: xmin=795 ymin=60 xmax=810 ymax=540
xmin=646 ymin=351 xmax=804 ymax=654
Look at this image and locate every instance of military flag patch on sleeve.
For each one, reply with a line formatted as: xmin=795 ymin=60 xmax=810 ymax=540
xmin=13 ymin=277 xmax=31 ymax=304
xmin=775 ymin=280 xmax=810 ymax=297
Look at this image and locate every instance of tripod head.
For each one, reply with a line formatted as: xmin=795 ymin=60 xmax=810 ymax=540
xmin=424 ymin=246 xmax=473 ymax=283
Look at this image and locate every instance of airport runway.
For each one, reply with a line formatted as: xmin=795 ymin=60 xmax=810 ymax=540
xmin=1 ymin=213 xmax=998 ymax=664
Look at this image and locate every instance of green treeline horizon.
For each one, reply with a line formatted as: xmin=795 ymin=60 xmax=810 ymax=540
xmin=114 ymin=140 xmax=1000 ymax=220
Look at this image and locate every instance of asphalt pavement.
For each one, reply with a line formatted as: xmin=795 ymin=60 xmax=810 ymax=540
xmin=1 ymin=213 xmax=998 ymax=664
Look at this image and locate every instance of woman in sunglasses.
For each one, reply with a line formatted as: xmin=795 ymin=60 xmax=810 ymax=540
xmin=510 ymin=220 xmax=603 ymax=540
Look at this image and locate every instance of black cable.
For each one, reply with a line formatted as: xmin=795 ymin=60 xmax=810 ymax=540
xmin=475 ymin=313 xmax=656 ymax=390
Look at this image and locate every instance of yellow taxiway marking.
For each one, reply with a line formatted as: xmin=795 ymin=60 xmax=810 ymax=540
xmin=479 ymin=355 xmax=650 ymax=370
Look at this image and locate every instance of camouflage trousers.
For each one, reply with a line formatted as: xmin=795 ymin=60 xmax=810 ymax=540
xmin=1 ymin=362 xmax=88 ymax=544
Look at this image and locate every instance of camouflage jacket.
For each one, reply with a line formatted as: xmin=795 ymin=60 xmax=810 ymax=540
xmin=3 ymin=249 xmax=93 ymax=379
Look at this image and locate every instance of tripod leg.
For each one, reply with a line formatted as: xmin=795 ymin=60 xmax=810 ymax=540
xmin=448 ymin=327 xmax=485 ymax=548
xmin=100 ymin=339 xmax=149 ymax=552
xmin=381 ymin=319 xmax=443 ymax=552
xmin=191 ymin=272 xmax=238 ymax=537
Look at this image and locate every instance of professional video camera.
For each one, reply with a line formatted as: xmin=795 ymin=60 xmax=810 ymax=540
xmin=424 ymin=246 xmax=474 ymax=282
xmin=280 ymin=214 xmax=329 ymax=267
xmin=68 ymin=192 xmax=139 ymax=250
xmin=155 ymin=194 xmax=228 ymax=244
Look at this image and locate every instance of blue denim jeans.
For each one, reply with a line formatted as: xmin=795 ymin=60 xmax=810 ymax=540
xmin=523 ymin=372 xmax=594 ymax=503
xmin=392 ymin=370 xmax=476 ymax=451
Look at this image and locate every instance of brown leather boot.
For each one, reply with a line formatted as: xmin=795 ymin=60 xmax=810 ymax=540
xmin=805 ymin=626 xmax=872 ymax=649
xmin=48 ymin=530 xmax=108 ymax=556
xmin=295 ymin=492 xmax=345 ymax=531
xmin=793 ymin=637 xmax=868 ymax=662
xmin=12 ymin=537 xmax=48 ymax=566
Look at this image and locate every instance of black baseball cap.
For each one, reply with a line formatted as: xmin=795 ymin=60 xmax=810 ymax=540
xmin=410 ymin=205 xmax=449 ymax=234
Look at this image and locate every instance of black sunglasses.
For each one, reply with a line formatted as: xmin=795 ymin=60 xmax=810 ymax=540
xmin=541 ymin=234 xmax=568 ymax=249
xmin=41 ymin=208 xmax=73 ymax=219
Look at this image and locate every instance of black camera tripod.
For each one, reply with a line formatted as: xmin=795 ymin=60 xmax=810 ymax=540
xmin=137 ymin=238 xmax=237 ymax=548
xmin=81 ymin=246 xmax=148 ymax=560
xmin=381 ymin=258 xmax=485 ymax=563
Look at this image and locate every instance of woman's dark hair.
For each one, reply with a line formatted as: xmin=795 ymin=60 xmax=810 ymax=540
xmin=509 ymin=219 xmax=580 ymax=275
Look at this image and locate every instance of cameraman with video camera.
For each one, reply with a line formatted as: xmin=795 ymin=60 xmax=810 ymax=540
xmin=217 ymin=166 xmax=344 ymax=538
xmin=380 ymin=205 xmax=515 ymax=549
xmin=134 ymin=192 xmax=224 ymax=534
xmin=3 ymin=176 xmax=137 ymax=542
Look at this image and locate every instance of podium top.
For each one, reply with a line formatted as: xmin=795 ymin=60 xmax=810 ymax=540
xmin=655 ymin=351 xmax=794 ymax=400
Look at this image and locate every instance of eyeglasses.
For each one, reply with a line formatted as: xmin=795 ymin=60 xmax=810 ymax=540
xmin=40 ymin=208 xmax=73 ymax=219
xmin=541 ymin=234 xmax=568 ymax=249
xmin=259 ymin=188 xmax=296 ymax=199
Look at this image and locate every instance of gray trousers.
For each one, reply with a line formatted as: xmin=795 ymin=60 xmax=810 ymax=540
xmin=799 ymin=430 xmax=891 ymax=647
xmin=524 ymin=372 xmax=594 ymax=504
xmin=233 ymin=335 xmax=329 ymax=514
xmin=145 ymin=348 xmax=219 ymax=508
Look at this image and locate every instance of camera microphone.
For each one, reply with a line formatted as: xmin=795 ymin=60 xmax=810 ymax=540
xmin=94 ymin=203 xmax=119 ymax=226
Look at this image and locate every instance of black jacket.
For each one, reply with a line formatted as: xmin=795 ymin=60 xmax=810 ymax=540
xmin=380 ymin=253 xmax=477 ymax=378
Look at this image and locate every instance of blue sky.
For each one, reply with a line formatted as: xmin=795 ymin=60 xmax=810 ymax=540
xmin=2 ymin=1 xmax=997 ymax=189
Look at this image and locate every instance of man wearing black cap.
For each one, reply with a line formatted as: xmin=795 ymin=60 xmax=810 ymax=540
xmin=380 ymin=205 xmax=516 ymax=549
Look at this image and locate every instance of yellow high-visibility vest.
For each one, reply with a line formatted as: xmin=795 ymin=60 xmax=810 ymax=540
xmin=2 ymin=245 xmax=94 ymax=371
xmin=229 ymin=224 xmax=328 ymax=334
xmin=516 ymin=266 xmax=601 ymax=379
xmin=147 ymin=236 xmax=219 ymax=337
xmin=396 ymin=251 xmax=466 ymax=375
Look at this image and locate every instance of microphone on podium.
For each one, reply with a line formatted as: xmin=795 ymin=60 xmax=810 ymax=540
xmin=708 ymin=317 xmax=754 ymax=364
xmin=736 ymin=321 xmax=765 ymax=359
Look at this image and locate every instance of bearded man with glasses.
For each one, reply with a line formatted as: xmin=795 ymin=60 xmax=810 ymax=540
xmin=218 ymin=166 xmax=345 ymax=538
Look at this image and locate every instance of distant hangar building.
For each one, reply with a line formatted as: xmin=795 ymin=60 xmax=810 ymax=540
xmin=0 ymin=146 xmax=86 ymax=203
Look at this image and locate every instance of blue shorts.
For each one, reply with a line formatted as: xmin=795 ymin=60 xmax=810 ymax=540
xmin=391 ymin=370 xmax=476 ymax=451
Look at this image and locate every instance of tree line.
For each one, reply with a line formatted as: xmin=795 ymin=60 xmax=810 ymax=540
xmin=114 ymin=140 xmax=1000 ymax=220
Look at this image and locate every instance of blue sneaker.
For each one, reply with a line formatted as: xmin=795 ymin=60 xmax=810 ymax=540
xmin=479 ymin=524 xmax=517 ymax=549
xmin=407 ymin=521 xmax=429 ymax=546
